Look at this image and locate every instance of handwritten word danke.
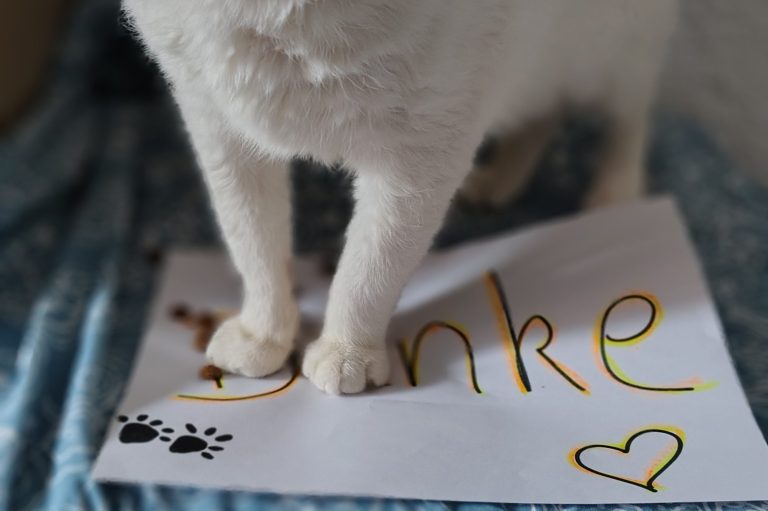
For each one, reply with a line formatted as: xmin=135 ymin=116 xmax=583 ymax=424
xmin=178 ymin=269 xmax=713 ymax=402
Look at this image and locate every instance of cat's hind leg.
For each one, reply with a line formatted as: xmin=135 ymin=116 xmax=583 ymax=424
xmin=583 ymin=106 xmax=651 ymax=209
xmin=459 ymin=112 xmax=561 ymax=207
xmin=582 ymin=36 xmax=667 ymax=209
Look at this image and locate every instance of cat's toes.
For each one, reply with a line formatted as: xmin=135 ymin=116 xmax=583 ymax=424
xmin=302 ymin=338 xmax=389 ymax=394
xmin=206 ymin=317 xmax=293 ymax=378
xmin=583 ymin=167 xmax=645 ymax=210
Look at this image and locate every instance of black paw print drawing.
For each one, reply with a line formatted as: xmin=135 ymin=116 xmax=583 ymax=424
xmin=169 ymin=423 xmax=233 ymax=460
xmin=117 ymin=415 xmax=174 ymax=444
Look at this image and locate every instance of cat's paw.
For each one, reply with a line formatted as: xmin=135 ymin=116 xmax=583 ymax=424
xmin=583 ymin=165 xmax=645 ymax=210
xmin=206 ymin=316 xmax=294 ymax=378
xmin=302 ymin=338 xmax=389 ymax=394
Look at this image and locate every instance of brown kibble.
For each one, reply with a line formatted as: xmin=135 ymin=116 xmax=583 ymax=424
xmin=197 ymin=312 xmax=215 ymax=330
xmin=194 ymin=330 xmax=213 ymax=352
xmin=199 ymin=364 xmax=223 ymax=381
xmin=169 ymin=303 xmax=190 ymax=320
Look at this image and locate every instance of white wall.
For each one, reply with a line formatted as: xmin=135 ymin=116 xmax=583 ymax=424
xmin=660 ymin=0 xmax=768 ymax=185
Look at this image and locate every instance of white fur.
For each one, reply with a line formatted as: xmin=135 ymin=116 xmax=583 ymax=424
xmin=123 ymin=0 xmax=678 ymax=393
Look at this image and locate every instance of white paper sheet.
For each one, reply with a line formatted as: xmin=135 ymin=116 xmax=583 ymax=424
xmin=92 ymin=197 xmax=768 ymax=504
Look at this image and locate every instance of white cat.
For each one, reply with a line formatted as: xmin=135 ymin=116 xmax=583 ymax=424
xmin=123 ymin=0 xmax=678 ymax=394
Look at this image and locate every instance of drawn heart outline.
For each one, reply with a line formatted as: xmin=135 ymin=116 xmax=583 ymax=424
xmin=571 ymin=426 xmax=685 ymax=492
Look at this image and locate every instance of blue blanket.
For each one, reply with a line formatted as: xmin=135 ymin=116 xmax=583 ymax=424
xmin=1 ymin=0 xmax=766 ymax=509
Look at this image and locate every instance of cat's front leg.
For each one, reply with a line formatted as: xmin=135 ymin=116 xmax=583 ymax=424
xmin=202 ymin=151 xmax=298 ymax=379
xmin=176 ymin=92 xmax=298 ymax=378
xmin=302 ymin=146 xmax=474 ymax=394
